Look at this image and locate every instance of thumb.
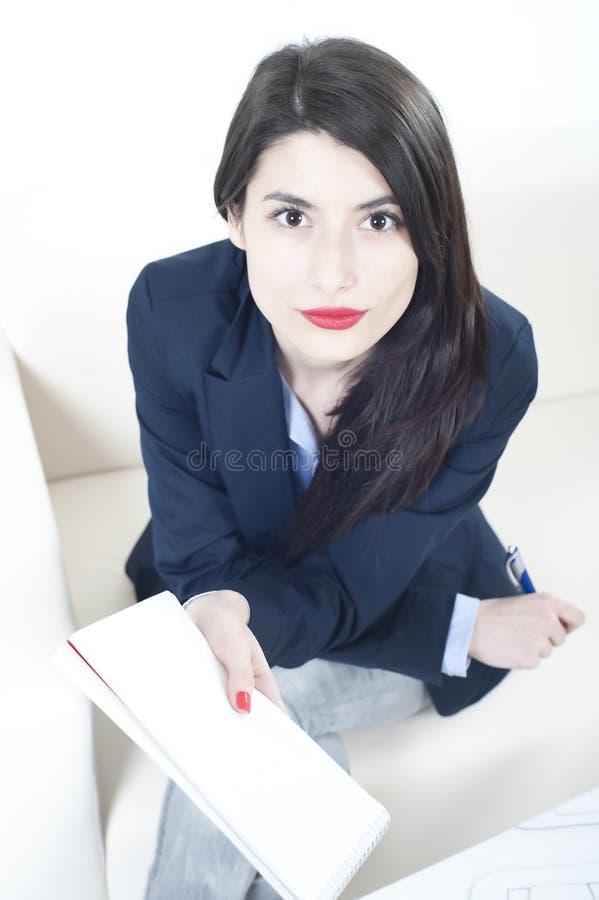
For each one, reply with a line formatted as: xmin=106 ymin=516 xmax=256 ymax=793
xmin=250 ymin=635 xmax=291 ymax=718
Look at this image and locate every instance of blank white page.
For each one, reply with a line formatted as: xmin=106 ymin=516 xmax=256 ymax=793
xmin=52 ymin=590 xmax=390 ymax=900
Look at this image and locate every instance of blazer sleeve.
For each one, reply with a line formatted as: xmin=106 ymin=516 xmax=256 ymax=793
xmin=127 ymin=265 xmax=538 ymax=682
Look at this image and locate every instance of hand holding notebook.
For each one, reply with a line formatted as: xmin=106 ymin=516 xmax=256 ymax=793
xmin=181 ymin=587 xmax=290 ymax=717
xmin=52 ymin=591 xmax=390 ymax=900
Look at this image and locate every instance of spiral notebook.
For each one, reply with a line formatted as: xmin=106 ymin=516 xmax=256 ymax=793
xmin=52 ymin=590 xmax=390 ymax=900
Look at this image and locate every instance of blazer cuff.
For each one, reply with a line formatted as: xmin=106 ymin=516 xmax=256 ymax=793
xmin=441 ymin=592 xmax=480 ymax=677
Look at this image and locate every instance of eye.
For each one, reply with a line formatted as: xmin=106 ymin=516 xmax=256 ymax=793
xmin=268 ymin=206 xmax=308 ymax=229
xmin=361 ymin=208 xmax=404 ymax=233
xmin=267 ymin=205 xmax=404 ymax=232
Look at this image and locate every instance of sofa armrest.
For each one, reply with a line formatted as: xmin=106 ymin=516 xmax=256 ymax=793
xmin=0 ymin=325 xmax=107 ymax=900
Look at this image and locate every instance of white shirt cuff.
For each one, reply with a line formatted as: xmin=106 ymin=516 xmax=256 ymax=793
xmin=182 ymin=590 xmax=251 ymax=620
xmin=441 ymin=592 xmax=480 ymax=677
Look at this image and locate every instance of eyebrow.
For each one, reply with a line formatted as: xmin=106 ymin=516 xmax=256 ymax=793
xmin=262 ymin=191 xmax=401 ymax=212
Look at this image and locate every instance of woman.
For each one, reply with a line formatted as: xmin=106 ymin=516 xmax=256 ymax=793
xmin=124 ymin=35 xmax=585 ymax=899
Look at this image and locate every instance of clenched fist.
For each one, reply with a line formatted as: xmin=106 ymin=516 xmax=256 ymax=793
xmin=469 ymin=592 xmax=586 ymax=670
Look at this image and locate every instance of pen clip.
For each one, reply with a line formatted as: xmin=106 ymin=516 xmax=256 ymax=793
xmin=505 ymin=544 xmax=536 ymax=593
xmin=505 ymin=544 xmax=524 ymax=587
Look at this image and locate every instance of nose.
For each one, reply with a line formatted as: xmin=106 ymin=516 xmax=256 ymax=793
xmin=310 ymin=232 xmax=356 ymax=295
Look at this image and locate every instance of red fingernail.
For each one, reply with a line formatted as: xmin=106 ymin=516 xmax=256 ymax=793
xmin=236 ymin=691 xmax=251 ymax=713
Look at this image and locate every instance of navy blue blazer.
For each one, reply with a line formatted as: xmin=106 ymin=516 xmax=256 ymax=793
xmin=124 ymin=238 xmax=538 ymax=717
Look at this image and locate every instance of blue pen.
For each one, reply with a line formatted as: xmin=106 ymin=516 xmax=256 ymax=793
xmin=505 ymin=545 xmax=536 ymax=593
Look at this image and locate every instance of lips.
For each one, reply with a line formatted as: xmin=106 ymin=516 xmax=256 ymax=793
xmin=300 ymin=307 xmax=367 ymax=331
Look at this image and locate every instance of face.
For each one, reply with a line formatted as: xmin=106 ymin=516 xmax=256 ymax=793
xmin=227 ymin=130 xmax=419 ymax=383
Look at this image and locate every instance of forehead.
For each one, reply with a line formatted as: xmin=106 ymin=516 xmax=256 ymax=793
xmin=249 ymin=131 xmax=394 ymax=204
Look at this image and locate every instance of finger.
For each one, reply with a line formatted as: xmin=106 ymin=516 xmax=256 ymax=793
xmin=538 ymin=595 xmax=580 ymax=632
xmin=225 ymin=640 xmax=256 ymax=715
xmin=553 ymin=598 xmax=586 ymax=629
xmin=251 ymin=640 xmax=291 ymax=717
xmin=557 ymin=610 xmax=586 ymax=631
xmin=253 ymin=668 xmax=291 ymax=716
xmin=549 ymin=619 xmax=568 ymax=646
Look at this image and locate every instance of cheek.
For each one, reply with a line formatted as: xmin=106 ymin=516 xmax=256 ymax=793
xmin=375 ymin=241 xmax=418 ymax=283
xmin=382 ymin=252 xmax=418 ymax=293
xmin=393 ymin=254 xmax=419 ymax=307
xmin=247 ymin=270 xmax=295 ymax=326
xmin=373 ymin=272 xmax=417 ymax=332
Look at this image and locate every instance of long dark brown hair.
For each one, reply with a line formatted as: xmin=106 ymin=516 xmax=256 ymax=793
xmin=213 ymin=36 xmax=489 ymax=565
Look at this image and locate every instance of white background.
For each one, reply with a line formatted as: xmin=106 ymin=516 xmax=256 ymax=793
xmin=1 ymin=0 xmax=597 ymax=478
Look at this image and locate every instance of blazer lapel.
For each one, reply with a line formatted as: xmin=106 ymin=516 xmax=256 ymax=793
xmin=203 ymin=263 xmax=300 ymax=552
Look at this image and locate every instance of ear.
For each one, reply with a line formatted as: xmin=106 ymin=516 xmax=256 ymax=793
xmin=226 ymin=204 xmax=246 ymax=251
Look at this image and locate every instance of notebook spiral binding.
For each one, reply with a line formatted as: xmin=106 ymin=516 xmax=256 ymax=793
xmin=318 ymin=807 xmax=391 ymax=900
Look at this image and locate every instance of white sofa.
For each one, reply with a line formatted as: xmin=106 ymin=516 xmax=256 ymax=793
xmin=4 ymin=327 xmax=598 ymax=900
xmin=3 ymin=193 xmax=598 ymax=897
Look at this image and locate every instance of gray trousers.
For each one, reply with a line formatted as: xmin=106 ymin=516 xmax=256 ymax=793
xmin=144 ymin=658 xmax=433 ymax=899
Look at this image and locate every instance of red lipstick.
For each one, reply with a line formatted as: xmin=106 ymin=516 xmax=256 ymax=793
xmin=300 ymin=307 xmax=367 ymax=330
